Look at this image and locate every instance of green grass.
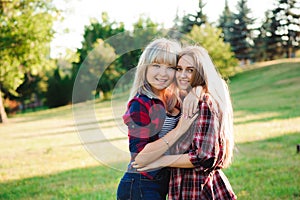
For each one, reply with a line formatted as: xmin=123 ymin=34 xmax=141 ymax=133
xmin=230 ymin=61 xmax=300 ymax=118
xmin=1 ymin=59 xmax=300 ymax=199
xmin=0 ymin=165 xmax=124 ymax=200
xmin=228 ymin=133 xmax=300 ymax=200
xmin=1 ymin=134 xmax=299 ymax=200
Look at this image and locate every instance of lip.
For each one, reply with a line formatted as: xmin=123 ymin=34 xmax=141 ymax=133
xmin=156 ymin=78 xmax=168 ymax=83
xmin=178 ymin=79 xmax=190 ymax=84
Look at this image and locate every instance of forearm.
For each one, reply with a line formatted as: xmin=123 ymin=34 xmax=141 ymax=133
xmin=134 ymin=127 xmax=183 ymax=166
xmin=167 ymin=154 xmax=194 ymax=168
xmin=134 ymin=101 xmax=199 ymax=167
xmin=159 ymin=154 xmax=194 ymax=168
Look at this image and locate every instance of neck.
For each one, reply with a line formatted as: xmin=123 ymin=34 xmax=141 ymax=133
xmin=179 ymin=90 xmax=188 ymax=101
xmin=154 ymin=89 xmax=166 ymax=102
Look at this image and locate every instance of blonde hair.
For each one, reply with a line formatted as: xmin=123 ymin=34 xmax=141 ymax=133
xmin=179 ymin=45 xmax=234 ymax=168
xmin=129 ymin=38 xmax=181 ymax=101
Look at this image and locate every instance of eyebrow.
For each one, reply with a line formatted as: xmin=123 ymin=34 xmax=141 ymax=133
xmin=177 ymin=65 xmax=194 ymax=69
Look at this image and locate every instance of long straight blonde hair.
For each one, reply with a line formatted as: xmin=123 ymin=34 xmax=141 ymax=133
xmin=179 ymin=45 xmax=234 ymax=167
xmin=129 ymin=38 xmax=181 ymax=102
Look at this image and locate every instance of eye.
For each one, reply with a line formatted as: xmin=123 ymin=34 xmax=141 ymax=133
xmin=187 ymin=69 xmax=194 ymax=73
xmin=152 ymin=64 xmax=160 ymax=68
xmin=176 ymin=67 xmax=182 ymax=72
xmin=167 ymin=66 xmax=176 ymax=71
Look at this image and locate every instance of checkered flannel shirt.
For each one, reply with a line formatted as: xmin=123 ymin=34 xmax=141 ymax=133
xmin=123 ymin=93 xmax=166 ymax=179
xmin=168 ymin=94 xmax=237 ymax=200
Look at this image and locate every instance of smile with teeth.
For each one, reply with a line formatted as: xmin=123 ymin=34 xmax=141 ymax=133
xmin=179 ymin=79 xmax=189 ymax=84
xmin=156 ymin=78 xmax=168 ymax=83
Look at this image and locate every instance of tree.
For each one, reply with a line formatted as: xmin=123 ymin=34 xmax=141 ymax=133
xmin=45 ymin=67 xmax=73 ymax=108
xmin=168 ymin=8 xmax=182 ymax=39
xmin=253 ymin=10 xmax=284 ymax=61
xmin=180 ymin=0 xmax=208 ymax=33
xmin=227 ymin=0 xmax=255 ymax=64
xmin=73 ymin=12 xmax=125 ymax=101
xmin=0 ymin=0 xmax=57 ymax=123
xmin=90 ymin=39 xmax=118 ymax=99
xmin=218 ymin=0 xmax=234 ymax=43
xmin=16 ymin=71 xmax=47 ymax=111
xmin=73 ymin=39 xmax=118 ymax=102
xmin=185 ymin=24 xmax=238 ymax=77
xmin=73 ymin=14 xmax=163 ymax=102
xmin=271 ymin=0 xmax=300 ymax=58
xmin=77 ymin=12 xmax=125 ymax=63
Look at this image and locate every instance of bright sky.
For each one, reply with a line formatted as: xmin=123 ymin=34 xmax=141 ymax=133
xmin=50 ymin=0 xmax=275 ymax=58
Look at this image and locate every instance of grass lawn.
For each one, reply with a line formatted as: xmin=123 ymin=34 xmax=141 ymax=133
xmin=0 ymin=59 xmax=300 ymax=199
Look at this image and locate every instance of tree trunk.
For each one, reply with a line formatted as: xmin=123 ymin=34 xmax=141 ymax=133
xmin=0 ymin=90 xmax=8 ymax=123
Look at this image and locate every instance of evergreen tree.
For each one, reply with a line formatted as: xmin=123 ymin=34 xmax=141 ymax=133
xmin=271 ymin=0 xmax=300 ymax=58
xmin=168 ymin=8 xmax=182 ymax=39
xmin=180 ymin=0 xmax=208 ymax=33
xmin=228 ymin=0 xmax=255 ymax=64
xmin=218 ymin=0 xmax=233 ymax=43
xmin=46 ymin=67 xmax=73 ymax=108
xmin=254 ymin=10 xmax=284 ymax=61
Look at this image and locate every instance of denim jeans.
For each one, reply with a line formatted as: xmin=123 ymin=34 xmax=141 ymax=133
xmin=117 ymin=168 xmax=170 ymax=200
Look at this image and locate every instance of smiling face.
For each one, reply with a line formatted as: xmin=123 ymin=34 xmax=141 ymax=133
xmin=176 ymin=55 xmax=196 ymax=91
xmin=146 ymin=63 xmax=176 ymax=96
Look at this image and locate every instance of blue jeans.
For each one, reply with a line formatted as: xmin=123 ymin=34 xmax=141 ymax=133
xmin=117 ymin=168 xmax=170 ymax=200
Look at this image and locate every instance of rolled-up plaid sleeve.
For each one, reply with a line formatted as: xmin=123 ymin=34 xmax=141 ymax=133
xmin=123 ymin=97 xmax=165 ymax=155
xmin=188 ymin=99 xmax=219 ymax=172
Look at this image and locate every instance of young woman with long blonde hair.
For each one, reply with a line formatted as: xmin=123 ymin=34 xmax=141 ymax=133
xmin=117 ymin=38 xmax=198 ymax=200
xmin=133 ymin=45 xmax=237 ymax=199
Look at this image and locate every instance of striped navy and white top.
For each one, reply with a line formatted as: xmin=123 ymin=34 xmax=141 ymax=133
xmin=159 ymin=112 xmax=181 ymax=138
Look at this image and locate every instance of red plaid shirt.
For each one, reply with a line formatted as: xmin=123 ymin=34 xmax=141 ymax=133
xmin=168 ymin=95 xmax=237 ymax=200
xmin=123 ymin=93 xmax=166 ymax=179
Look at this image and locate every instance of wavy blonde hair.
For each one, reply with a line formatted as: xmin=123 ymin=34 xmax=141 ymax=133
xmin=129 ymin=38 xmax=181 ymax=103
xmin=179 ymin=45 xmax=234 ymax=168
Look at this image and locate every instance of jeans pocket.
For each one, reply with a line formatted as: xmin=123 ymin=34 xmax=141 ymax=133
xmin=117 ymin=178 xmax=134 ymax=200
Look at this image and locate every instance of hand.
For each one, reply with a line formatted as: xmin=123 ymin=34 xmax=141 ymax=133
xmin=182 ymin=86 xmax=203 ymax=118
xmin=131 ymin=159 xmax=163 ymax=171
xmin=176 ymin=112 xmax=198 ymax=136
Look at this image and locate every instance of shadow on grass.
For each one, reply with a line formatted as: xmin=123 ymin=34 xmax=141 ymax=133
xmin=0 ymin=163 xmax=126 ymax=200
xmin=61 ymin=136 xmax=127 ymax=148
xmin=10 ymin=98 xmax=115 ymax=124
xmin=12 ymin=117 xmax=124 ymax=140
xmin=1 ymin=133 xmax=300 ymax=200
xmin=233 ymin=109 xmax=300 ymax=125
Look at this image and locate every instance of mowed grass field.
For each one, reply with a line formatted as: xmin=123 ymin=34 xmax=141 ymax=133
xmin=1 ymin=59 xmax=300 ymax=199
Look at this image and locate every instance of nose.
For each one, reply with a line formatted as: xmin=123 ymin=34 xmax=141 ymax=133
xmin=179 ymin=69 xmax=187 ymax=77
xmin=159 ymin=66 xmax=168 ymax=76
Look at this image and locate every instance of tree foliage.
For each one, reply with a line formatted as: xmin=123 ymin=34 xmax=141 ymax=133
xmin=251 ymin=0 xmax=300 ymax=60
xmin=78 ymin=12 xmax=125 ymax=62
xmin=73 ymin=14 xmax=162 ymax=101
xmin=272 ymin=0 xmax=300 ymax=58
xmin=253 ymin=10 xmax=284 ymax=61
xmin=0 ymin=0 xmax=57 ymax=122
xmin=3 ymin=0 xmax=300 ymax=119
xmin=72 ymin=12 xmax=125 ymax=101
xmin=226 ymin=0 xmax=255 ymax=63
xmin=186 ymin=24 xmax=238 ymax=77
xmin=218 ymin=0 xmax=233 ymax=43
xmin=180 ymin=0 xmax=208 ymax=34
xmin=46 ymin=67 xmax=72 ymax=108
